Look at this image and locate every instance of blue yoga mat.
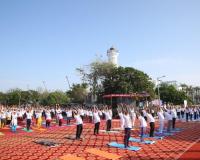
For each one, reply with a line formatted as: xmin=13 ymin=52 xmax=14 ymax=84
xmin=129 ymin=137 xmax=155 ymax=144
xmin=139 ymin=134 xmax=164 ymax=140
xmin=155 ymin=132 xmax=173 ymax=136
xmin=108 ymin=142 xmax=141 ymax=151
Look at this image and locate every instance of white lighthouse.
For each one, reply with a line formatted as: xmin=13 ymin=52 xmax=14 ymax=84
xmin=107 ymin=46 xmax=119 ymax=67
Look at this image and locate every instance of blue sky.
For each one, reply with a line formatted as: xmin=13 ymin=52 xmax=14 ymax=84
xmin=0 ymin=0 xmax=200 ymax=92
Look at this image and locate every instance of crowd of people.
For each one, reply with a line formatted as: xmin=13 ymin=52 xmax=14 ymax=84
xmin=0 ymin=103 xmax=200 ymax=148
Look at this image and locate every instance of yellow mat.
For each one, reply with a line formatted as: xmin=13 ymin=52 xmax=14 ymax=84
xmin=0 ymin=132 xmax=4 ymax=136
xmin=59 ymin=154 xmax=85 ymax=160
xmin=32 ymin=127 xmax=46 ymax=131
xmin=86 ymin=148 xmax=122 ymax=160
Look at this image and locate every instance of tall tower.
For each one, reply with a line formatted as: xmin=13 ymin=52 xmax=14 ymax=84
xmin=107 ymin=46 xmax=119 ymax=67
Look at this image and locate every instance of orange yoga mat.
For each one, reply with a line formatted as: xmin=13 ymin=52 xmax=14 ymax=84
xmin=86 ymin=148 xmax=122 ymax=160
xmin=59 ymin=154 xmax=85 ymax=160
xmin=32 ymin=127 xmax=46 ymax=131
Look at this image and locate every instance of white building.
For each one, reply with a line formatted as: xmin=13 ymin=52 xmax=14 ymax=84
xmin=107 ymin=46 xmax=119 ymax=67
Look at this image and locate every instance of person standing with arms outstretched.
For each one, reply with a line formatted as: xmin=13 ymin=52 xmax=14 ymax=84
xmin=123 ymin=109 xmax=132 ymax=148
xmin=93 ymin=107 xmax=101 ymax=135
xmin=74 ymin=110 xmax=83 ymax=140
xmin=147 ymin=109 xmax=155 ymax=137
xmin=26 ymin=110 xmax=32 ymax=131
xmin=157 ymin=107 xmax=165 ymax=134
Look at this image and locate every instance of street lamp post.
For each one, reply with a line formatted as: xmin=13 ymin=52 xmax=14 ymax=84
xmin=157 ymin=75 xmax=166 ymax=106
xmin=42 ymin=81 xmax=47 ymax=91
xmin=18 ymin=91 xmax=21 ymax=106
xmin=65 ymin=76 xmax=71 ymax=89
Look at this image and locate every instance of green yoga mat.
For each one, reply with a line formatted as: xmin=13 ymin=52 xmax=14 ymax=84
xmin=22 ymin=128 xmax=33 ymax=132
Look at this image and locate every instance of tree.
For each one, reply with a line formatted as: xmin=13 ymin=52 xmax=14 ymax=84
xmin=67 ymin=83 xmax=88 ymax=104
xmin=77 ymin=60 xmax=155 ymax=102
xmin=76 ymin=60 xmax=116 ymax=102
xmin=102 ymin=67 xmax=155 ymax=97
xmin=158 ymin=83 xmax=192 ymax=105
xmin=47 ymin=91 xmax=69 ymax=105
xmin=6 ymin=89 xmax=22 ymax=105
xmin=0 ymin=92 xmax=6 ymax=104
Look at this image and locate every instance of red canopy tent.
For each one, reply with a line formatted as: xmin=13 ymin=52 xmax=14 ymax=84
xmin=102 ymin=92 xmax=150 ymax=106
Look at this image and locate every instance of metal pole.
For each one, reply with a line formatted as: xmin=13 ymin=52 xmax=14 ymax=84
xmin=157 ymin=81 xmax=160 ymax=106
xmin=18 ymin=92 xmax=21 ymax=106
xmin=157 ymin=75 xmax=166 ymax=107
xmin=42 ymin=81 xmax=47 ymax=91
xmin=65 ymin=76 xmax=71 ymax=89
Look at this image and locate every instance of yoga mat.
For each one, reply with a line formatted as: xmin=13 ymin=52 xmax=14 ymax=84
xmin=99 ymin=130 xmax=120 ymax=133
xmin=60 ymin=154 xmax=85 ymax=160
xmin=0 ymin=132 xmax=4 ymax=136
xmin=64 ymin=124 xmax=75 ymax=127
xmin=129 ymin=137 xmax=155 ymax=144
xmin=65 ymin=135 xmax=84 ymax=141
xmin=112 ymin=128 xmax=123 ymax=131
xmin=155 ymin=132 xmax=173 ymax=136
xmin=16 ymin=126 xmax=22 ymax=129
xmin=139 ymin=134 xmax=164 ymax=140
xmin=108 ymin=142 xmax=141 ymax=151
xmin=22 ymin=128 xmax=33 ymax=132
xmin=86 ymin=148 xmax=121 ymax=160
xmin=33 ymin=127 xmax=46 ymax=131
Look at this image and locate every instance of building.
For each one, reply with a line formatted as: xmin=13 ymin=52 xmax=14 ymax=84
xmin=107 ymin=46 xmax=119 ymax=67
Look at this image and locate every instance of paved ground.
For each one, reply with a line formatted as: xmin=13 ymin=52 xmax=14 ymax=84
xmin=0 ymin=119 xmax=200 ymax=160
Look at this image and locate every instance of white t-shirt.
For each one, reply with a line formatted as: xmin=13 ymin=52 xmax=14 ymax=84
xmin=147 ymin=113 xmax=155 ymax=123
xmin=26 ymin=112 xmax=32 ymax=120
xmin=142 ymin=110 xmax=147 ymax=117
xmin=11 ymin=114 xmax=18 ymax=126
xmin=66 ymin=110 xmax=72 ymax=117
xmin=123 ymin=114 xmax=132 ymax=128
xmin=58 ymin=113 xmax=63 ymax=120
xmin=74 ymin=115 xmax=83 ymax=125
xmin=171 ymin=109 xmax=177 ymax=118
xmin=157 ymin=111 xmax=165 ymax=122
xmin=36 ymin=112 xmax=42 ymax=119
xmin=104 ymin=111 xmax=112 ymax=121
xmin=164 ymin=112 xmax=172 ymax=121
xmin=46 ymin=112 xmax=52 ymax=120
xmin=93 ymin=112 xmax=100 ymax=123
xmin=138 ymin=116 xmax=147 ymax=127
xmin=79 ymin=109 xmax=85 ymax=116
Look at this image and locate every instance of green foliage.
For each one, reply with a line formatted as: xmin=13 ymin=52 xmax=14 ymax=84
xmin=103 ymin=66 xmax=155 ymax=97
xmin=77 ymin=60 xmax=115 ymax=96
xmin=158 ymin=83 xmax=192 ymax=105
xmin=77 ymin=60 xmax=155 ymax=102
xmin=0 ymin=89 xmax=69 ymax=106
xmin=67 ymin=83 xmax=88 ymax=103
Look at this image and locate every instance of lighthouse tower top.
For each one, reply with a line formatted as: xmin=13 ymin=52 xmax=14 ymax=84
xmin=107 ymin=46 xmax=119 ymax=67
